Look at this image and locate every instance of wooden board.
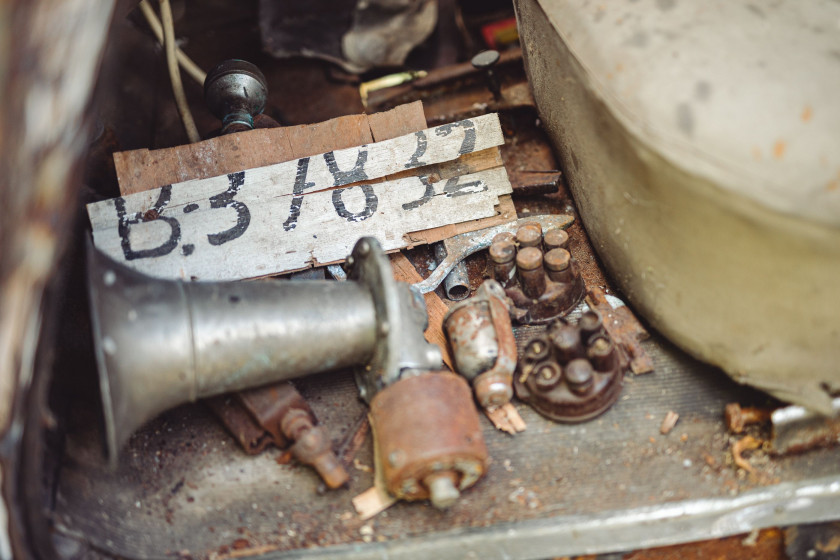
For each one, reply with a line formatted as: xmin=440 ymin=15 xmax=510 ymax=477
xmin=90 ymin=113 xmax=513 ymax=281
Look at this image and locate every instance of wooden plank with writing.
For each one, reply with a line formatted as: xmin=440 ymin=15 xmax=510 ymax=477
xmin=90 ymin=113 xmax=513 ymax=281
xmin=89 ymin=167 xmax=512 ymax=281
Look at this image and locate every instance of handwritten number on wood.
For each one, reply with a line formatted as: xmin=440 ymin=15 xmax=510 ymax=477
xmin=332 ymin=185 xmax=378 ymax=222
xmin=115 ymin=184 xmax=181 ymax=260
xmin=402 ymin=176 xmax=436 ymax=210
xmin=207 ymin=171 xmax=250 ymax=246
xmin=444 ymin=176 xmax=487 ymax=198
xmin=405 ymin=131 xmax=428 ymax=169
xmin=283 ymin=158 xmax=315 ymax=232
xmin=325 ymin=148 xmax=369 ymax=185
xmin=434 ymin=119 xmax=476 ymax=156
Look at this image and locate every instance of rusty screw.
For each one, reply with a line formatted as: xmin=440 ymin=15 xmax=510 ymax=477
xmin=724 ymin=403 xmax=772 ymax=434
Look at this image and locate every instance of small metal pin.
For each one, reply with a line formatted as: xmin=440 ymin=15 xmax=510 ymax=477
xmin=471 ymin=49 xmax=502 ymax=101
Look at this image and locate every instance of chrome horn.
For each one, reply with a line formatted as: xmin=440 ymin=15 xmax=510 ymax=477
xmin=87 ymin=237 xmax=441 ymax=466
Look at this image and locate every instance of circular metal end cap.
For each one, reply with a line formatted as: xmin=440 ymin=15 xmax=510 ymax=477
xmin=515 ymin=224 xmax=542 ymax=248
xmin=425 ymin=472 xmax=461 ymax=509
xmin=543 ymin=228 xmax=569 ymax=251
xmin=489 ymin=238 xmax=516 ymax=264
xmin=579 ymin=310 xmax=603 ymax=337
xmin=516 ymin=247 xmax=543 ymax=271
xmin=471 ymin=49 xmax=501 ymax=69
xmin=544 ymin=248 xmax=571 ymax=272
xmin=204 ymin=59 xmax=268 ymax=121
xmin=565 ymin=359 xmax=595 ymax=395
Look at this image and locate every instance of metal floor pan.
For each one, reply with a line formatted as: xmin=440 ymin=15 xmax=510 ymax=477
xmin=53 ymin=321 xmax=840 ymax=559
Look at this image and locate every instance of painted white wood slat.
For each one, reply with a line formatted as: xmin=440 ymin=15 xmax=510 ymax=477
xmin=89 ymin=167 xmax=512 ymax=281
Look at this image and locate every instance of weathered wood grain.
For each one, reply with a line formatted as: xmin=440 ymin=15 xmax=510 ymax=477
xmin=112 ymin=111 xmax=502 ymax=200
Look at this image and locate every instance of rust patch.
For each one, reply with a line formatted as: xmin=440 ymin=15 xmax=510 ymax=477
xmin=773 ymin=140 xmax=786 ymax=160
xmin=801 ymin=105 xmax=813 ymax=122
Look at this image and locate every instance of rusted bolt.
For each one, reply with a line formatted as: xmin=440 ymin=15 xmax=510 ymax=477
xmin=565 ymin=359 xmax=594 ymax=396
xmin=533 ymin=361 xmax=562 ymax=391
xmin=587 ymin=336 xmax=616 ymax=371
xmin=515 ymin=224 xmax=543 ymax=248
xmin=725 ymin=403 xmax=772 ymax=434
xmin=549 ymin=322 xmax=584 ymax=362
xmin=543 ymin=228 xmax=569 ymax=252
xmin=516 ymin=247 xmax=546 ymax=299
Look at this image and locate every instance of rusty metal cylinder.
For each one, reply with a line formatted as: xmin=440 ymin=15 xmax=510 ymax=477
xmin=543 ymin=248 xmax=573 ymax=284
xmin=369 ymin=372 xmax=488 ymax=508
xmin=565 ymin=359 xmax=595 ymax=396
xmin=587 ymin=336 xmax=617 ymax=372
xmin=549 ymin=322 xmax=585 ymax=362
xmin=516 ymin=247 xmax=546 ymax=299
xmin=488 ymin=233 xmax=517 ymax=287
xmin=516 ymin=223 xmax=543 ymax=248
xmin=543 ymin=228 xmax=570 ymax=252
xmin=579 ymin=310 xmax=604 ymax=341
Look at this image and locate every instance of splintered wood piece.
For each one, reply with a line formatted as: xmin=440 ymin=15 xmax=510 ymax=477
xmin=352 ymin=485 xmax=397 ymax=521
xmin=660 ymin=410 xmax=679 ymax=435
xmin=485 ymin=403 xmax=527 ymax=434
xmin=390 ymin=252 xmax=452 ymax=369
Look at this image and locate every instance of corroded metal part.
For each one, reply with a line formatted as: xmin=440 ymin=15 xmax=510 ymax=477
xmin=443 ymin=280 xmax=517 ymax=409
xmin=413 ymin=215 xmax=574 ymax=295
xmin=204 ymin=59 xmax=268 ymax=133
xmin=771 ymin=397 xmax=840 ymax=456
xmin=206 ymin=383 xmax=349 ymax=488
xmin=515 ymin=312 xmax=627 ymax=422
xmin=369 ymin=372 xmax=488 ymax=508
xmin=434 ymin=242 xmax=470 ymax=301
xmin=88 ymin=237 xmax=440 ymax=465
xmin=500 ymin=224 xmax=586 ymax=324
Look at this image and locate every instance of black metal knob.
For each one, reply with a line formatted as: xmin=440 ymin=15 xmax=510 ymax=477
xmin=204 ymin=59 xmax=268 ymax=133
xmin=471 ymin=49 xmax=502 ymax=101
